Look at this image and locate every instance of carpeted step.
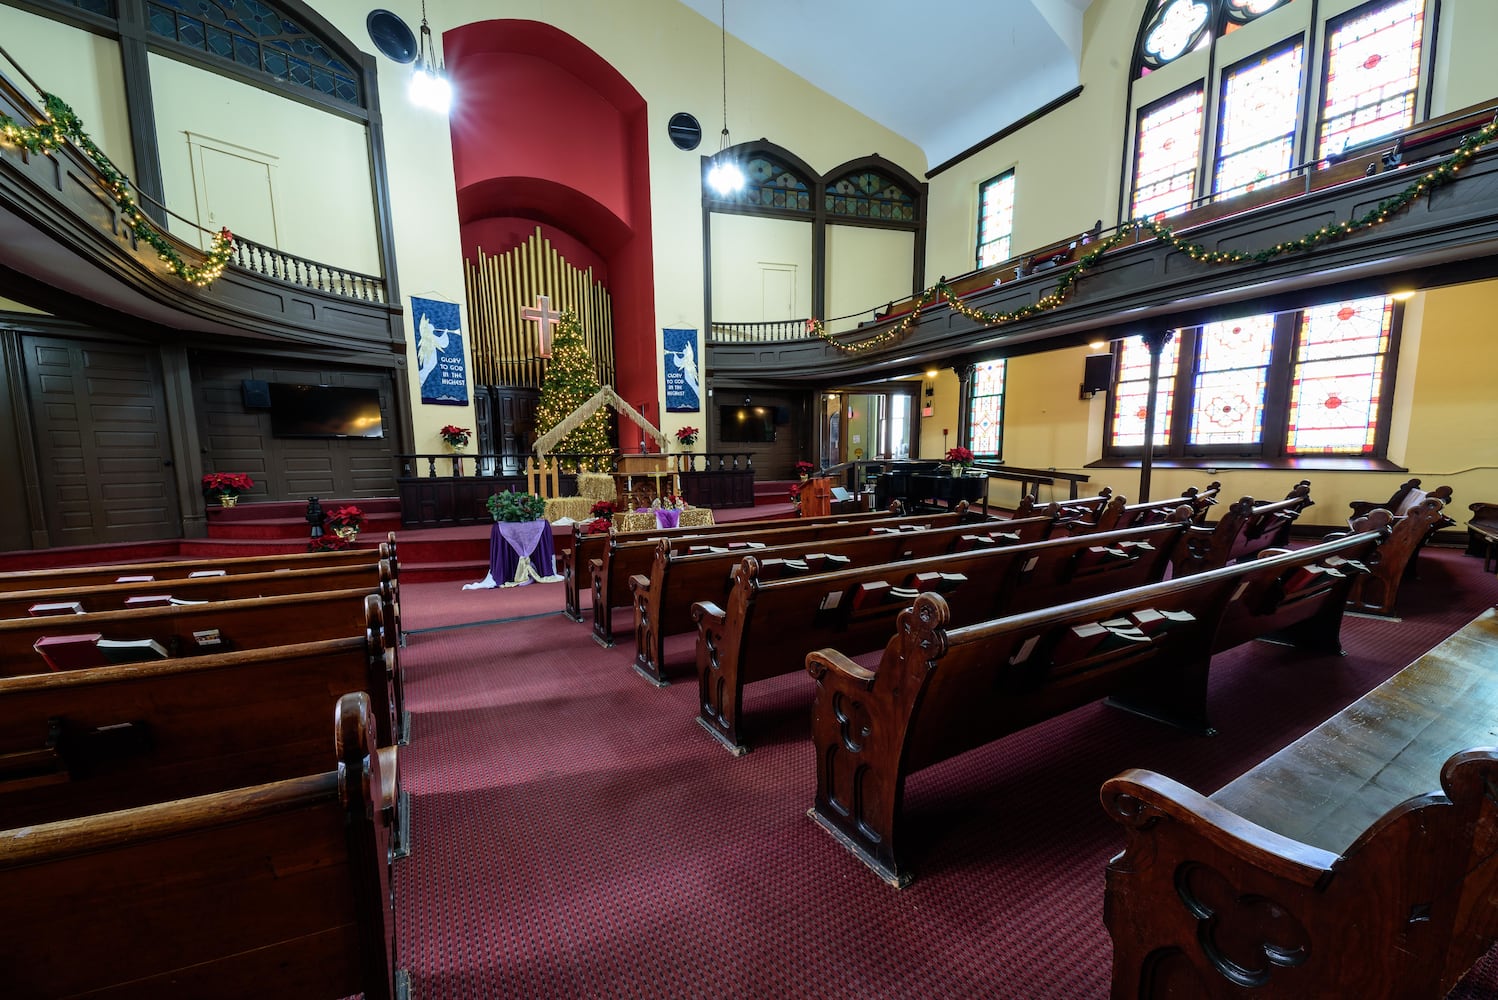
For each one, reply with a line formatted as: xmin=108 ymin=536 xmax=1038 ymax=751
xmin=753 ymin=480 xmax=798 ymax=506
xmin=205 ymin=512 xmax=403 ymax=541
xmin=205 ymin=497 xmax=402 ymax=522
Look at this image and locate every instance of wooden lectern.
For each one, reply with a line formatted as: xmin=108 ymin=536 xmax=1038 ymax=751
xmin=800 ymin=477 xmax=833 ymax=518
xmin=614 ymin=454 xmax=678 ymax=509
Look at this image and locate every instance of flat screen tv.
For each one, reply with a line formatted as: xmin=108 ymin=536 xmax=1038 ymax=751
xmin=268 ymin=383 xmax=385 ymax=439
xmin=719 ymin=404 xmax=775 ymax=443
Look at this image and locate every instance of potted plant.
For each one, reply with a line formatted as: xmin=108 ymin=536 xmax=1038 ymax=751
xmin=202 ymin=472 xmax=254 ymax=507
xmin=326 ymin=504 xmax=364 ymax=542
xmin=308 ymin=532 xmax=351 ymax=552
xmin=675 ymin=425 xmax=699 ymax=448
xmin=590 ymin=499 xmax=617 ymax=524
xmin=439 ymin=424 xmax=471 ymax=451
xmin=789 ymin=479 xmax=804 ymax=514
xmin=794 ymin=460 xmax=815 ymax=481
xmin=487 ymin=490 xmax=546 ymax=523
xmin=945 ymin=446 xmax=975 ymax=476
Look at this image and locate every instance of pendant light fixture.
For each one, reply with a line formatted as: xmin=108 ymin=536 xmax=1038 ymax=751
xmin=706 ymin=0 xmax=745 ymax=195
xmin=410 ymin=0 xmax=452 ymax=114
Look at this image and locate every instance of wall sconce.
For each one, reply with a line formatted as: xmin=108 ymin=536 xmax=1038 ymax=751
xmin=922 ymin=382 xmax=934 ymax=417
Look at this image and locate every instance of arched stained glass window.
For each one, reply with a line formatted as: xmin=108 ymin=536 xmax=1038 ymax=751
xmin=710 ymin=155 xmax=813 ymax=212
xmin=145 ymin=0 xmax=361 ymax=106
xmin=825 ymin=171 xmax=915 ymax=221
xmin=1140 ymin=0 xmax=1213 ymax=71
xmin=1225 ymin=0 xmax=1293 ymax=25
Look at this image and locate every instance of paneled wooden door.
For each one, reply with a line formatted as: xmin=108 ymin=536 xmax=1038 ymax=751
xmin=23 ymin=335 xmax=182 ymax=546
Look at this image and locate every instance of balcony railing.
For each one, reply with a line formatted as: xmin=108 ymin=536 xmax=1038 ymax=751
xmin=232 ymin=236 xmax=386 ymax=304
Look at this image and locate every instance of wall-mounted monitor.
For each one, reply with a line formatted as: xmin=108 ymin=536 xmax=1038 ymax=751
xmin=719 ymin=404 xmax=775 ymax=443
xmin=268 ymin=383 xmax=385 ymax=439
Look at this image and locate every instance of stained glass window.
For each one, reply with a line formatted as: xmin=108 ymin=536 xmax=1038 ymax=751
xmin=145 ymin=0 xmax=362 ymax=106
xmin=825 ymin=171 xmax=915 ymax=222
xmin=1140 ymin=0 xmax=1213 ymax=71
xmin=1214 ymin=44 xmax=1302 ymax=197
xmin=1109 ymin=335 xmax=1181 ymax=448
xmin=1188 ymin=314 xmax=1275 ymax=446
xmin=1131 ymin=87 xmax=1204 ymax=221
xmin=976 ymin=171 xmax=1016 ymax=270
xmin=710 ymin=155 xmax=813 ymax=212
xmin=1286 ymin=296 xmax=1394 ymax=453
xmin=1318 ymin=0 xmax=1425 ymax=157
xmin=1225 ymin=0 xmax=1294 ymax=23
xmin=968 ymin=360 xmax=1006 ymax=457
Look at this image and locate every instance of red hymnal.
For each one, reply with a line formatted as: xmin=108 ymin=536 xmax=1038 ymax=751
xmin=33 ymin=633 xmax=107 ymax=671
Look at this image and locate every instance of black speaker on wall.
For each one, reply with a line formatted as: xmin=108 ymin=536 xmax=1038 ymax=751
xmin=242 ymin=379 xmax=272 ymax=409
xmin=1080 ymin=354 xmax=1113 ymax=400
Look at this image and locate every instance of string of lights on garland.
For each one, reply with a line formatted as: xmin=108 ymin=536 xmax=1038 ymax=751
xmin=809 ymin=115 xmax=1498 ymax=354
xmin=0 ymin=94 xmax=235 ymax=287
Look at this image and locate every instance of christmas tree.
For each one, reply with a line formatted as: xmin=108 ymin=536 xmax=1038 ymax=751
xmin=534 ymin=309 xmax=613 ymax=466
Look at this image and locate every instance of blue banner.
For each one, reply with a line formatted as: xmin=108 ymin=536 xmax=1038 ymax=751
xmin=663 ymin=328 xmax=700 ymax=413
xmin=414 ymin=296 xmax=468 ymax=405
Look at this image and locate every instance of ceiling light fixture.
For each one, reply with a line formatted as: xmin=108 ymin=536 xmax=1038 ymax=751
xmin=409 ymin=0 xmax=452 ymax=114
xmin=1390 ymin=289 xmax=1417 ymax=301
xmin=706 ymin=0 xmax=744 ymax=196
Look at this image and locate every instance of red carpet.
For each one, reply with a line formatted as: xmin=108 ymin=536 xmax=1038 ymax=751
xmin=392 ymin=546 xmax=1498 ymax=998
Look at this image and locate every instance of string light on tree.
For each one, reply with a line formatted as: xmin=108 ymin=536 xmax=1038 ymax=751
xmin=534 ymin=310 xmax=612 ymax=464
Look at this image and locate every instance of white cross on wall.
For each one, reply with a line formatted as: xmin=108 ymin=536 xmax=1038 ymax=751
xmin=522 ymin=294 xmax=562 ymax=358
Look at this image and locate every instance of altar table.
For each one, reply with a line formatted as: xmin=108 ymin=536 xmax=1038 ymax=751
xmin=462 ymin=519 xmax=563 ymax=589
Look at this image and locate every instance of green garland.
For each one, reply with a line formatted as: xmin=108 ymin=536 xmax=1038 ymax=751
xmin=810 ymin=116 xmax=1498 ymax=354
xmin=0 ymin=94 xmax=235 ymax=286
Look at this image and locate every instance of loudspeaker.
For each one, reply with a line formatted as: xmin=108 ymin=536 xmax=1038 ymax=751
xmin=242 ymin=379 xmax=272 ymax=409
xmin=1080 ymin=354 xmax=1113 ymax=399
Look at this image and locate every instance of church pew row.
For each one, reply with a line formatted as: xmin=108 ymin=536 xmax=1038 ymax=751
xmin=0 ymin=533 xmax=398 ymax=594
xmin=560 ymin=509 xmax=898 ymax=622
xmin=0 ymin=691 xmax=408 ymax=1000
xmin=1330 ymin=496 xmax=1452 ymax=617
xmin=1101 ymin=604 xmax=1498 ymax=998
xmin=803 ymin=527 xmax=1384 ymax=886
xmin=0 ymin=624 xmax=394 ymax=829
xmin=1067 ymin=483 xmax=1222 ymax=534
xmin=1171 ymin=481 xmax=1315 ymax=575
xmin=627 ymin=513 xmax=1059 ymax=685
xmin=587 ymin=504 xmax=984 ymax=647
xmin=1013 ymin=486 xmax=1115 ymax=523
xmin=0 ymin=558 xmax=395 ymax=621
xmin=694 ymin=512 xmax=1195 ymax=754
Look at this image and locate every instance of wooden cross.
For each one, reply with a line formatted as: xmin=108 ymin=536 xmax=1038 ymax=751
xmin=522 ymin=294 xmax=562 ymax=358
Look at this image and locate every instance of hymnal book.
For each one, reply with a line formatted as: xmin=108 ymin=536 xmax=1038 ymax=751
xmin=830 ymin=486 xmax=854 ymax=502
xmin=913 ymin=572 xmax=967 ymax=593
xmin=33 ymin=633 xmax=107 ymax=671
xmin=168 ymin=597 xmax=209 ymax=606
xmin=192 ymin=628 xmax=224 ymax=648
xmin=95 ymin=637 xmax=171 ymax=664
xmin=887 ymin=586 xmax=920 ymax=602
xmin=124 ymin=595 xmax=174 ymax=609
xmin=851 ymin=581 xmax=894 ymax=613
xmin=114 ymin=575 xmax=154 ymax=583
xmin=28 ymin=601 xmax=84 ymax=616
xmin=188 ymin=570 xmax=227 ymax=577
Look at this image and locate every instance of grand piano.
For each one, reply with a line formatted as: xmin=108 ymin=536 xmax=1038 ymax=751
xmin=872 ymin=461 xmax=989 ymax=514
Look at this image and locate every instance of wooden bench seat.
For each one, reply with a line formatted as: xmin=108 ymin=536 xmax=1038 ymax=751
xmin=0 ymin=558 xmax=394 ymax=620
xmin=560 ymin=509 xmax=894 ymax=622
xmin=588 ymin=505 xmax=981 ymax=646
xmin=1101 ymin=605 xmax=1498 ymax=998
xmin=1172 ymin=481 xmax=1315 ymax=575
xmin=0 ymin=691 xmax=407 ymax=1000
xmin=1080 ymin=483 xmax=1222 ymax=533
xmin=0 ymin=535 xmax=397 ymax=594
xmin=629 ymin=514 xmax=1056 ymax=685
xmin=1330 ymin=496 xmax=1452 ymax=616
xmin=0 ymin=620 xmax=395 ymax=829
xmin=1013 ymin=486 xmax=1115 ymax=523
xmin=804 ymin=528 xmax=1383 ymax=885
xmin=696 ymin=513 xmax=1195 ymax=754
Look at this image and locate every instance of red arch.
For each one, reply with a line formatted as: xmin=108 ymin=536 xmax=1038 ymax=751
xmin=446 ymin=20 xmax=658 ymax=434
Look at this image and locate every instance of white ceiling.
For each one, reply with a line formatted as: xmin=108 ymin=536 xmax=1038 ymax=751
xmin=676 ymin=0 xmax=1097 ymax=170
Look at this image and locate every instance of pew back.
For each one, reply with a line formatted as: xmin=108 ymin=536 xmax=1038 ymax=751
xmin=0 ymin=542 xmax=395 ymax=594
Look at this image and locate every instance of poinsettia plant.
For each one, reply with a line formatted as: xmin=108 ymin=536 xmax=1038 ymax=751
xmin=326 ymin=505 xmax=364 ymax=530
xmin=590 ymin=499 xmax=617 ymax=521
xmin=439 ymin=424 xmax=471 ymax=449
xmin=308 ymin=533 xmax=351 ymax=552
xmin=675 ymin=425 xmax=699 ymax=445
xmin=794 ymin=460 xmax=815 ymax=478
xmin=945 ymin=447 xmax=975 ymax=465
xmin=201 ymin=472 xmax=254 ymax=497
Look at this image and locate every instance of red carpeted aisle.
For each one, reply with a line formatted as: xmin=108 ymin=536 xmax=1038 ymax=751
xmin=391 ymin=548 xmax=1498 ymax=999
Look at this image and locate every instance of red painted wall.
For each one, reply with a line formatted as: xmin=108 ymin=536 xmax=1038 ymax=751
xmin=446 ymin=20 xmax=659 ymax=443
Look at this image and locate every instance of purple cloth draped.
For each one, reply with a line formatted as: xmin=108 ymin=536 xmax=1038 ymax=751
xmin=489 ymin=519 xmax=555 ymax=585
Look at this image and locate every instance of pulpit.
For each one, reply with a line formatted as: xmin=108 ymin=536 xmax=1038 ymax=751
xmin=800 ymin=477 xmax=834 ymax=518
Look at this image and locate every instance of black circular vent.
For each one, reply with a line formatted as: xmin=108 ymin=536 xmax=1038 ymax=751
xmin=367 ymin=10 xmax=417 ymax=65
xmin=668 ymin=112 xmax=703 ymax=151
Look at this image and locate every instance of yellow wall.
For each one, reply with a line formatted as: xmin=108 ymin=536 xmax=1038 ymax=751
xmin=708 ymin=214 xmax=815 ymax=321
xmin=825 ymin=226 xmax=915 ymax=334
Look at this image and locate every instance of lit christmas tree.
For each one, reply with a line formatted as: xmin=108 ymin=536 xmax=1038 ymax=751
xmin=534 ymin=309 xmax=614 ymax=465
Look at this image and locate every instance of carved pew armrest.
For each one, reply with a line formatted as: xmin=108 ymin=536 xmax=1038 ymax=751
xmin=805 ymin=646 xmax=878 ymax=688
xmin=692 ymin=599 xmax=727 ymax=636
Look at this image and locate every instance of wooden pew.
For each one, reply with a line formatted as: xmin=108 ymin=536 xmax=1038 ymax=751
xmin=0 ymin=626 xmax=393 ymax=829
xmin=1171 ymin=481 xmax=1315 ymax=575
xmin=560 ymin=509 xmax=894 ymax=622
xmin=804 ymin=528 xmax=1383 ymax=885
xmin=1331 ymin=496 xmax=1451 ymax=617
xmin=1101 ymin=605 xmax=1498 ymax=998
xmin=0 ymin=536 xmax=397 ymax=594
xmin=696 ymin=513 xmax=1195 ymax=753
xmin=1014 ymin=486 xmax=1114 ymax=523
xmin=629 ymin=515 xmax=1057 ymax=685
xmin=0 ymin=691 xmax=408 ymax=1000
xmin=1080 ymin=483 xmax=1222 ymax=533
xmin=588 ymin=504 xmax=982 ymax=647
xmin=0 ymin=558 xmax=394 ymax=620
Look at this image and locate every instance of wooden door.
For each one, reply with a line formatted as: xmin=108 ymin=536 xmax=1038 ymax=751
xmin=23 ymin=335 xmax=181 ymax=546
